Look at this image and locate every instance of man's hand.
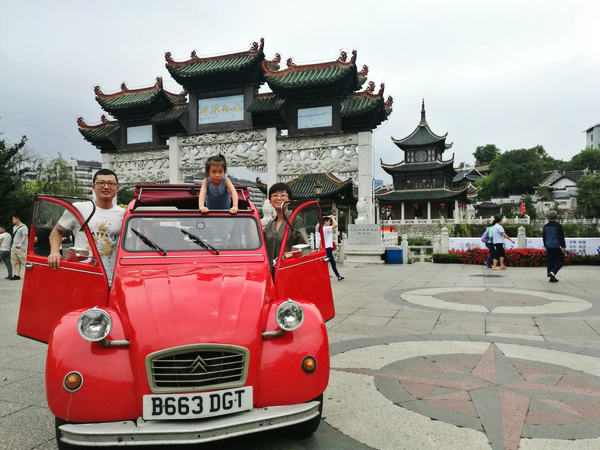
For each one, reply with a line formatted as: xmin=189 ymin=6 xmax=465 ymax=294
xmin=229 ymin=206 xmax=238 ymax=214
xmin=48 ymin=251 xmax=61 ymax=269
xmin=199 ymin=206 xmax=209 ymax=213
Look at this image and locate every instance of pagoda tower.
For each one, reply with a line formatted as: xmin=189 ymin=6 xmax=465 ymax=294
xmin=377 ymin=100 xmax=470 ymax=223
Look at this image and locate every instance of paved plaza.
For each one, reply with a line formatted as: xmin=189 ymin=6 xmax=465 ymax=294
xmin=1 ymin=263 xmax=600 ymax=449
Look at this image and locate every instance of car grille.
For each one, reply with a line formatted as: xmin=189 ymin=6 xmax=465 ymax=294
xmin=147 ymin=345 xmax=249 ymax=393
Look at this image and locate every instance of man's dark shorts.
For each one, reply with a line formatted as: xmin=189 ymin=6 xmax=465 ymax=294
xmin=493 ymin=243 xmax=505 ymax=258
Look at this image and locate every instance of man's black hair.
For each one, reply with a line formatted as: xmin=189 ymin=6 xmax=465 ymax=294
xmin=93 ymin=168 xmax=119 ymax=184
xmin=12 ymin=214 xmax=22 ymax=221
xmin=268 ymin=182 xmax=292 ymax=199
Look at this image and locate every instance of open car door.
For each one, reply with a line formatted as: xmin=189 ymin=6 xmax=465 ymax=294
xmin=273 ymin=200 xmax=334 ymax=321
xmin=17 ymin=196 xmax=109 ymax=343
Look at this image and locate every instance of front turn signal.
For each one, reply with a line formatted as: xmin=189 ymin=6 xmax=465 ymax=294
xmin=63 ymin=371 xmax=83 ymax=392
xmin=302 ymin=356 xmax=317 ymax=374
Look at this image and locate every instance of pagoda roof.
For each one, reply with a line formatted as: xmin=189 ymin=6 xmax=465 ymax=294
xmin=151 ymin=103 xmax=188 ymax=125
xmin=381 ymin=158 xmax=455 ymax=175
xmin=94 ymin=77 xmax=187 ymax=120
xmin=256 ymin=172 xmax=354 ymax=202
xmin=247 ymin=92 xmax=285 ymax=113
xmin=341 ymin=82 xmax=393 ymax=131
xmin=77 ymin=116 xmax=120 ymax=151
xmin=261 ymin=50 xmax=363 ymax=100
xmin=376 ymin=188 xmax=469 ymax=202
xmin=453 ymin=168 xmax=483 ymax=183
xmin=166 ymin=39 xmax=265 ymax=91
xmin=392 ymin=100 xmax=452 ymax=149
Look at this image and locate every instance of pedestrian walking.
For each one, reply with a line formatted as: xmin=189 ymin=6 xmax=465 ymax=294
xmin=491 ymin=216 xmax=515 ymax=270
xmin=10 ymin=215 xmax=28 ymax=280
xmin=543 ymin=210 xmax=566 ymax=282
xmin=321 ymin=216 xmax=345 ymax=281
xmin=0 ymin=225 xmax=12 ymax=279
xmin=481 ymin=219 xmax=494 ymax=268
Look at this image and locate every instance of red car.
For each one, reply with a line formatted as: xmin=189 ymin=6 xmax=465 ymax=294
xmin=17 ymin=184 xmax=334 ymax=448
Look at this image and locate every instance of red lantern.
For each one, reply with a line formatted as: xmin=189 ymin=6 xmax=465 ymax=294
xmin=519 ymin=201 xmax=526 ymax=216
xmin=387 ymin=205 xmax=393 ymax=210
xmin=440 ymin=202 xmax=446 ymax=208
xmin=413 ymin=203 xmax=419 ymax=209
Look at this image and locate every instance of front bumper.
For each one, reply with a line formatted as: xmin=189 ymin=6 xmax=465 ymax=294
xmin=59 ymin=401 xmax=320 ymax=446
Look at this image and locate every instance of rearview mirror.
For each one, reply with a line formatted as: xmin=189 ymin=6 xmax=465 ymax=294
xmin=291 ymin=244 xmax=311 ymax=258
xmin=64 ymin=247 xmax=90 ymax=262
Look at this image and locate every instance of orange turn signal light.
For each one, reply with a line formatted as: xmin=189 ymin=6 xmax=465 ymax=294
xmin=302 ymin=356 xmax=317 ymax=373
xmin=63 ymin=371 xmax=83 ymax=392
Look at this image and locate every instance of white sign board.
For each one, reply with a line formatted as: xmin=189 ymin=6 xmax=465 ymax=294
xmin=198 ymin=95 xmax=244 ymax=124
xmin=449 ymin=238 xmax=600 ymax=255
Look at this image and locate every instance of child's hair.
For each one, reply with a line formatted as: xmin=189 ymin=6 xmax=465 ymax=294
xmin=205 ymin=154 xmax=227 ymax=175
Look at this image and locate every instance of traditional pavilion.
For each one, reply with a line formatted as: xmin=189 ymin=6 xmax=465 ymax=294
xmin=376 ymin=101 xmax=471 ymax=221
xmin=77 ymin=38 xmax=392 ymax=155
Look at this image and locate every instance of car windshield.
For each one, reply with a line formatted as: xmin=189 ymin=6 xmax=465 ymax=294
xmin=123 ymin=216 xmax=262 ymax=252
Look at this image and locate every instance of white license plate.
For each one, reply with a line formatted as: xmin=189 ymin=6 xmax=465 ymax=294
xmin=142 ymin=387 xmax=253 ymax=420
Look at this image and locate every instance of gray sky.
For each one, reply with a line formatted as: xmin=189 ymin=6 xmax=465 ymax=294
xmin=1 ymin=0 xmax=598 ymax=182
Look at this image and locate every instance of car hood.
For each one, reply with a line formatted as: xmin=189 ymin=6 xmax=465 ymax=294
xmin=112 ymin=262 xmax=269 ymax=354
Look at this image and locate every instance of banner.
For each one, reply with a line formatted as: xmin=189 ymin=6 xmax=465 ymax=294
xmin=449 ymin=238 xmax=600 ymax=255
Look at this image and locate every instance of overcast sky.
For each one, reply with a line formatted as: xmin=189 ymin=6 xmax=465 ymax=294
xmin=1 ymin=0 xmax=598 ymax=182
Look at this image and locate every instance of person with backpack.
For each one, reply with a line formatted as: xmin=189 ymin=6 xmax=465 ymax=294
xmin=490 ymin=216 xmax=515 ymax=270
xmin=481 ymin=219 xmax=495 ymax=269
xmin=543 ymin=210 xmax=566 ymax=282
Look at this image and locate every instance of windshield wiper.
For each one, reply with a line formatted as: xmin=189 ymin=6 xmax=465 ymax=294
xmin=131 ymin=228 xmax=167 ymax=256
xmin=180 ymin=228 xmax=219 ymax=255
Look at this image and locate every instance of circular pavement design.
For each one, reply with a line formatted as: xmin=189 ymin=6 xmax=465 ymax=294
xmin=325 ymin=340 xmax=600 ymax=450
xmin=392 ymin=287 xmax=593 ymax=315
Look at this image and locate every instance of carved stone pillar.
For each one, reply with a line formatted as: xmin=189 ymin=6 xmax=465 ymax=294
xmin=266 ymin=127 xmax=278 ymax=189
xmin=356 ymin=131 xmax=373 ymax=224
xmin=454 ymin=200 xmax=459 ymax=224
xmin=401 ymin=202 xmax=405 ymax=222
xmin=168 ymin=136 xmax=180 ymax=184
xmin=427 ymin=201 xmax=432 ymax=223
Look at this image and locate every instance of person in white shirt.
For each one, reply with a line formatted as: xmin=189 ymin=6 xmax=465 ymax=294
xmin=10 ymin=215 xmax=28 ymax=280
xmin=321 ymin=216 xmax=345 ymax=281
xmin=0 ymin=225 xmax=13 ymax=279
xmin=49 ymin=169 xmax=125 ymax=284
xmin=491 ymin=216 xmax=515 ymax=270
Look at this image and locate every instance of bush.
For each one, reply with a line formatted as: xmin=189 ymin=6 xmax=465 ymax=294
xmin=562 ymin=223 xmax=600 ymax=237
xmin=432 ymin=253 xmax=462 ymax=263
xmin=432 ymin=249 xmax=599 ymax=266
xmin=407 ymin=238 xmax=431 ymax=246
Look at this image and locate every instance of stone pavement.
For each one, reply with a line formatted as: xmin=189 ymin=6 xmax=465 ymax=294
xmin=1 ymin=263 xmax=600 ymax=449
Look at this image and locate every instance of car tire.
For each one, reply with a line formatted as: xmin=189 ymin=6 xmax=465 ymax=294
xmin=289 ymin=394 xmax=323 ymax=438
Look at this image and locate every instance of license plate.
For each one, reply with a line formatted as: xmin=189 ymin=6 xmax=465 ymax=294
xmin=142 ymin=387 xmax=253 ymax=420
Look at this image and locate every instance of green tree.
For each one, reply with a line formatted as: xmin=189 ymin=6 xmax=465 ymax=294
xmin=473 ymin=144 xmax=501 ymax=165
xmin=485 ymin=146 xmax=551 ymax=196
xmin=0 ymin=134 xmax=34 ymax=224
xmin=117 ymin=187 xmax=134 ymax=206
xmin=567 ymin=148 xmax=600 ymax=172
xmin=576 ymin=172 xmax=600 ymax=217
xmin=25 ymin=157 xmax=84 ymax=197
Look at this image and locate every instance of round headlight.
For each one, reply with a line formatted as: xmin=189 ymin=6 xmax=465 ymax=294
xmin=77 ymin=307 xmax=112 ymax=342
xmin=275 ymin=300 xmax=304 ymax=331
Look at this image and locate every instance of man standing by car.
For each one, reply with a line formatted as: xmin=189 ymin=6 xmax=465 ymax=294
xmin=543 ymin=210 xmax=566 ymax=282
xmin=10 ymin=215 xmax=28 ymax=280
xmin=48 ymin=169 xmax=125 ymax=284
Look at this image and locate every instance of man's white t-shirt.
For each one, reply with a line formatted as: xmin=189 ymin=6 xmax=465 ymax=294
xmin=57 ymin=202 xmax=125 ymax=282
xmin=322 ymin=225 xmax=334 ymax=249
xmin=0 ymin=232 xmax=11 ymax=251
xmin=491 ymin=223 xmax=505 ymax=244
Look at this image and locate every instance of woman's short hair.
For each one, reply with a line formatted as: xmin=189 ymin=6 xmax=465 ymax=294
xmin=268 ymin=182 xmax=292 ymax=199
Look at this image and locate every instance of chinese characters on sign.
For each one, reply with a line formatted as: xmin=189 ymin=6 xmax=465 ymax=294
xmin=449 ymin=238 xmax=600 ymax=255
xmin=198 ymin=95 xmax=244 ymax=125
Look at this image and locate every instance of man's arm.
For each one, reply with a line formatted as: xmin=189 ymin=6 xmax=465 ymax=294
xmin=48 ymin=226 xmax=67 ymax=269
xmin=330 ymin=216 xmax=338 ymax=230
xmin=558 ymin=223 xmax=566 ymax=249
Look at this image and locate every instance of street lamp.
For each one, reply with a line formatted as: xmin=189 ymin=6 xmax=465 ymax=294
xmin=314 ymin=180 xmax=323 ymax=197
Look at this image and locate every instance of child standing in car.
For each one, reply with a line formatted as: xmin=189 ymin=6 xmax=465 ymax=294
xmin=198 ymin=154 xmax=239 ymax=214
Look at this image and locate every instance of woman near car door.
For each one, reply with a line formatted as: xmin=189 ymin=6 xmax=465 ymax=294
xmin=321 ymin=216 xmax=344 ymax=281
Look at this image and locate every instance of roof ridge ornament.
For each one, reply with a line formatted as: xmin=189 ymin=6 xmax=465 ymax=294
xmin=94 ymin=85 xmax=103 ymax=96
xmin=350 ymin=49 xmax=357 ymax=63
xmin=385 ymin=96 xmax=393 ymax=109
xmin=101 ymin=114 xmax=108 ymax=123
xmin=420 ymin=98 xmax=427 ymax=125
xmin=120 ymin=82 xmax=129 ymax=92
xmin=377 ymin=83 xmax=385 ymax=96
xmin=338 ymin=51 xmax=348 ymax=62
xmin=286 ymin=57 xmax=296 ymax=68
xmin=366 ymin=81 xmax=375 ymax=93
xmin=358 ymin=65 xmax=369 ymax=77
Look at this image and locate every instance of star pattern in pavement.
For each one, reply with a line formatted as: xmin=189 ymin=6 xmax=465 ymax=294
xmin=333 ymin=344 xmax=600 ymax=450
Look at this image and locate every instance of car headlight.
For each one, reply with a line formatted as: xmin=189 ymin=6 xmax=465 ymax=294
xmin=77 ymin=307 xmax=112 ymax=342
xmin=275 ymin=300 xmax=304 ymax=331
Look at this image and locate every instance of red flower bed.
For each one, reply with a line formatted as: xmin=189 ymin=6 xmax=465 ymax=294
xmin=447 ymin=248 xmax=578 ymax=267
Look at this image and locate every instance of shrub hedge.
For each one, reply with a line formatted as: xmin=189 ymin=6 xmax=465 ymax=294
xmin=432 ymin=249 xmax=600 ymax=266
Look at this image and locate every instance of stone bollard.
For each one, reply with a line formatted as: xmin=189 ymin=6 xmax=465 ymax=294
xmin=432 ymin=234 xmax=441 ymax=254
xmin=517 ymin=226 xmax=526 ymax=248
xmin=441 ymin=227 xmax=449 ymax=254
xmin=401 ymin=233 xmax=409 ymax=264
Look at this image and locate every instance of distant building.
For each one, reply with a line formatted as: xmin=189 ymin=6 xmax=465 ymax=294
xmin=536 ymin=169 xmax=588 ymax=215
xmin=585 ymin=123 xmax=600 ymax=149
xmin=67 ymin=158 xmax=102 ymax=196
xmin=376 ymin=101 xmax=475 ymax=222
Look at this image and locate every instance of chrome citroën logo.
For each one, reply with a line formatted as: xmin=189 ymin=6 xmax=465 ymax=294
xmin=188 ymin=355 xmax=209 ymax=374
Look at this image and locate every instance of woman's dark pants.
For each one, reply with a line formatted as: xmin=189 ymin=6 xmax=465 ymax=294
xmin=485 ymin=243 xmax=494 ymax=267
xmin=326 ymin=247 xmax=341 ymax=278
xmin=546 ymin=248 xmax=564 ymax=276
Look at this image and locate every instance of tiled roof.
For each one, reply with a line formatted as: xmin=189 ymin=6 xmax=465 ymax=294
xmin=262 ymin=50 xmax=362 ymax=98
xmin=376 ymin=188 xmax=469 ymax=202
xmin=165 ymin=39 xmax=265 ymax=90
xmin=256 ymin=173 xmax=354 ymax=201
xmin=381 ymin=159 xmax=455 ymax=174
xmin=340 ymin=82 xmax=393 ymax=131
xmin=151 ymin=104 xmax=188 ymax=125
xmin=392 ymin=100 xmax=452 ymax=149
xmin=94 ymin=77 xmax=186 ymax=119
xmin=247 ymin=92 xmax=284 ymax=113
xmin=77 ymin=116 xmax=119 ymax=150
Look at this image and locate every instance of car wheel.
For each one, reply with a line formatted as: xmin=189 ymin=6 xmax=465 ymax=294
xmin=289 ymin=394 xmax=323 ymax=438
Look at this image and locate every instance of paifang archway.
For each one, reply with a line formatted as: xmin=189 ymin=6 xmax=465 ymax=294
xmin=78 ymin=39 xmax=392 ymax=224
